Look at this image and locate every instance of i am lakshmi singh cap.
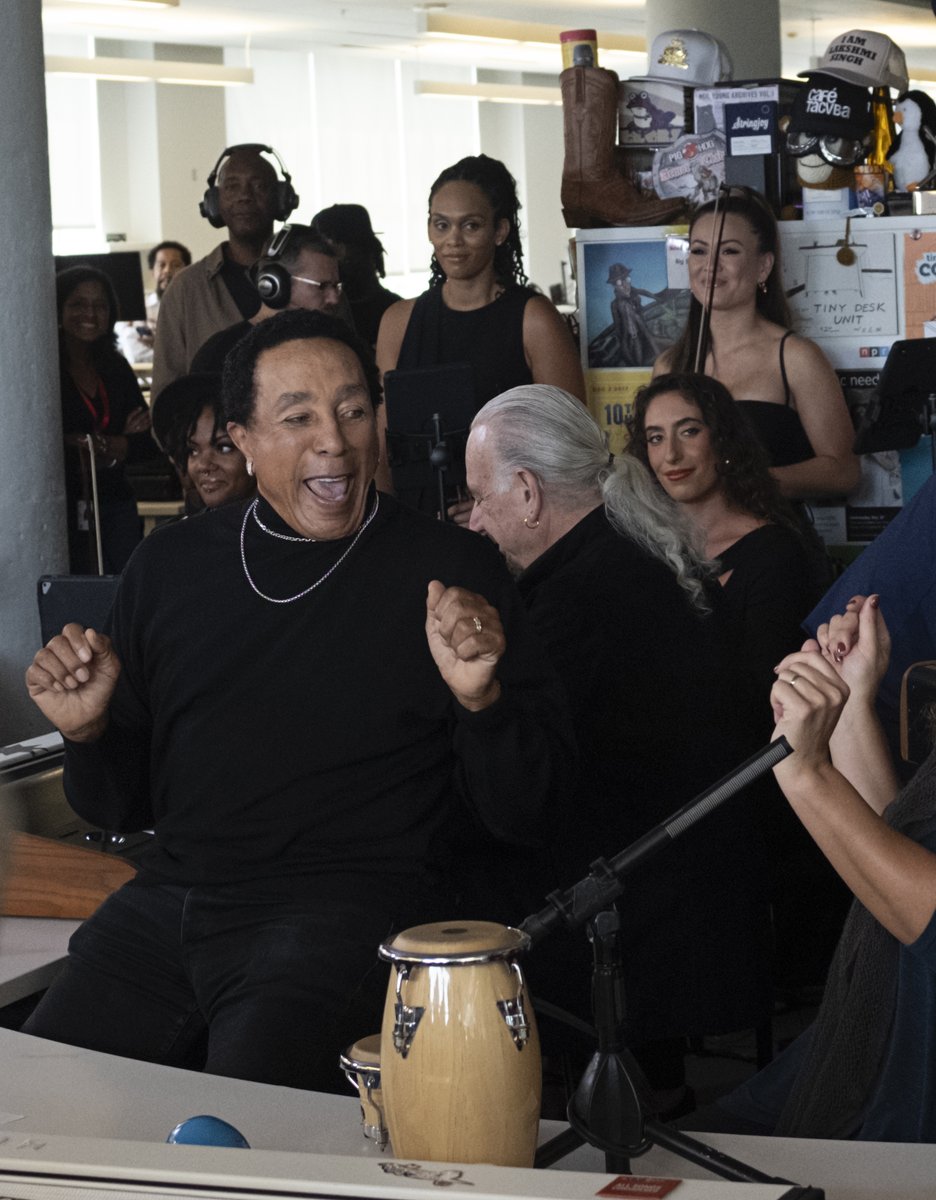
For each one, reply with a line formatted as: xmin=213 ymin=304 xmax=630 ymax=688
xmin=634 ymin=29 xmax=733 ymax=87
xmin=799 ymin=30 xmax=909 ymax=93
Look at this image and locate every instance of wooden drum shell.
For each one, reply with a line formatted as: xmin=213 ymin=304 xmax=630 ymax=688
xmin=379 ymin=921 xmax=541 ymax=1168
xmin=339 ymin=1034 xmax=389 ymax=1150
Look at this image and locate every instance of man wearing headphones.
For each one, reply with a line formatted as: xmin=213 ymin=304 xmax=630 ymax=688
xmin=152 ymin=144 xmax=298 ymax=398
xmin=189 ymin=226 xmax=343 ymax=374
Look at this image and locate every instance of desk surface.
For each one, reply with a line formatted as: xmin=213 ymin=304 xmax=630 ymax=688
xmin=0 ymin=1029 xmax=933 ymax=1199
xmin=0 ymin=917 xmax=79 ymax=1007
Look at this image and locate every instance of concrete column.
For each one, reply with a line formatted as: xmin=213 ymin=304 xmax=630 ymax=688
xmin=0 ymin=4 xmax=67 ymax=743
xmin=645 ymin=0 xmax=781 ymax=81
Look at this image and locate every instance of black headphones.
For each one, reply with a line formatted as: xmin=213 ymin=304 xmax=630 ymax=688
xmin=199 ymin=143 xmax=299 ymax=229
xmin=253 ymin=225 xmax=295 ymax=310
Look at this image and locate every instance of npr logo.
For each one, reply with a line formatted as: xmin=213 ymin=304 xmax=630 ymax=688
xmin=859 ymin=346 xmax=890 ymax=358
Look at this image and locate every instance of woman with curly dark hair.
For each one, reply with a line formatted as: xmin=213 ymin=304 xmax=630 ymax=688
xmin=630 ymin=372 xmax=850 ymax=994
xmin=629 ymin=372 xmax=820 ymax=691
xmin=376 ymin=154 xmax=583 ymax=518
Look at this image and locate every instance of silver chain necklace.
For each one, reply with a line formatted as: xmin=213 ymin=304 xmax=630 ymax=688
xmin=251 ymin=502 xmax=317 ymax=542
xmin=239 ymin=493 xmax=380 ymax=604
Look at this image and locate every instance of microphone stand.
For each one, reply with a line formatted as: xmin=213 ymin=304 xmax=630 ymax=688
xmin=385 ymin=415 xmax=468 ymax=522
xmin=522 ymin=738 xmax=824 ymax=1196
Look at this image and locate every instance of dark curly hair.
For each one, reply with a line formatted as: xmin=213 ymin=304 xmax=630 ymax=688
xmin=427 ymin=154 xmax=528 ymax=289
xmin=666 ymin=187 xmax=792 ymax=374
xmin=151 ymin=372 xmax=224 ymax=469
xmin=627 ymin=372 xmax=803 ymax=536
xmin=147 ymin=240 xmax=191 ymax=271
xmin=56 ymin=265 xmax=121 ymax=365
xmin=223 ymin=308 xmax=382 ymax=427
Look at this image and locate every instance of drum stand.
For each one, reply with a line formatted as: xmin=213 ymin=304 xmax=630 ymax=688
xmin=521 ymin=739 xmax=823 ymax=1197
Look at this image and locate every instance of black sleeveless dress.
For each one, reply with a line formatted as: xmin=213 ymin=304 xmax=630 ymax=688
xmin=396 ymin=284 xmax=535 ymax=409
xmin=735 ymin=331 xmax=813 ymax=467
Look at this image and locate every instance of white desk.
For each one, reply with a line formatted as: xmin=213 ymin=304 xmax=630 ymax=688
xmin=0 ymin=918 xmax=80 ymax=1007
xmin=0 ymin=1029 xmax=934 ymax=1198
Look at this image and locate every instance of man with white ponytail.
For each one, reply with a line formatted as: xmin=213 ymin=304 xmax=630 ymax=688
xmin=465 ymin=385 xmax=773 ymax=1117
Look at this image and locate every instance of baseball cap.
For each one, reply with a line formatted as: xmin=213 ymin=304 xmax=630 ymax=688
xmin=799 ymin=30 xmax=909 ymax=93
xmin=633 ymin=29 xmax=733 ymax=87
xmin=790 ymin=74 xmax=874 ymax=140
xmin=311 ymin=204 xmax=384 ymax=250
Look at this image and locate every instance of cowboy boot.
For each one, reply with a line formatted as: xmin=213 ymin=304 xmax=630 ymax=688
xmin=561 ymin=66 xmax=686 ymax=228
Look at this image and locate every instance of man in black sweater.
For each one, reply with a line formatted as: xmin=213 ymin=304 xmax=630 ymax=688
xmin=25 ymin=311 xmax=571 ymax=1092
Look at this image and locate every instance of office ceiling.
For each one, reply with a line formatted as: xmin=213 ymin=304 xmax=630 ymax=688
xmin=42 ymin=0 xmax=936 ymax=78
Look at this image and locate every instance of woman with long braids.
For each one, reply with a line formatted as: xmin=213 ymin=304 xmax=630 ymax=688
xmin=377 ymin=154 xmax=583 ymax=516
xmin=653 ymin=189 xmax=858 ymax=501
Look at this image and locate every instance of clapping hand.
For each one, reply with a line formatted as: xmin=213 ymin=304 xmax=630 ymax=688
xmin=123 ymin=407 xmax=151 ymax=436
xmin=25 ymin=625 xmax=120 ymax=743
xmin=816 ymin=594 xmax=890 ymax=703
xmin=425 ymin=581 xmax=504 ymax=711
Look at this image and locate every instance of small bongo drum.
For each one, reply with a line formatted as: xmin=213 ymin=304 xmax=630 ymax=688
xmin=378 ymin=920 xmax=541 ymax=1167
xmin=339 ymin=1034 xmax=389 ymax=1150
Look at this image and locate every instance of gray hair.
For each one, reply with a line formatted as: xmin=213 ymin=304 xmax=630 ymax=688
xmin=472 ymin=385 xmax=715 ymax=611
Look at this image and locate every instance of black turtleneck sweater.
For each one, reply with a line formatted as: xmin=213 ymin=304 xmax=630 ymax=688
xmin=64 ymin=492 xmax=572 ymax=889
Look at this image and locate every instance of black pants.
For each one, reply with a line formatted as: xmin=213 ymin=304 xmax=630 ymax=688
xmin=24 ymin=876 xmax=419 ymax=1093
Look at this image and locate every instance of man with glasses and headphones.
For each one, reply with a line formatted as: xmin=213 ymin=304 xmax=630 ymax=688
xmin=189 ymin=225 xmax=343 ymax=375
xmin=152 ymin=143 xmax=299 ymax=398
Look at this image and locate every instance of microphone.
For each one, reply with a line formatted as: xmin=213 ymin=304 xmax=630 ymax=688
xmin=521 ymin=737 xmax=793 ymax=946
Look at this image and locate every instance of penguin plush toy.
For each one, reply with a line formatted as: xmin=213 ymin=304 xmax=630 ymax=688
xmin=888 ymin=90 xmax=936 ymax=190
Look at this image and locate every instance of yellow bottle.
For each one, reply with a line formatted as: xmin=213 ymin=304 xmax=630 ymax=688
xmin=867 ymin=87 xmax=896 ymax=184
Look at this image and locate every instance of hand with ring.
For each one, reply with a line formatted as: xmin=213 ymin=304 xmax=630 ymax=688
xmin=770 ymin=649 xmax=850 ymax=783
xmin=425 ymin=581 xmax=505 ymax=711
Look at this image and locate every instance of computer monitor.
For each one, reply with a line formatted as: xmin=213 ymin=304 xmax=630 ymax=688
xmin=853 ymin=338 xmax=936 ymax=455
xmin=54 ymin=251 xmax=147 ymax=322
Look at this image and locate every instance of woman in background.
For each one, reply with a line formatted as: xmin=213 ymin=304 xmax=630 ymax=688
xmin=653 ymin=189 xmax=858 ymax=501
xmin=630 ymin=372 xmax=849 ymax=992
xmin=376 ymin=154 xmax=584 ymax=516
xmin=57 ymin=265 xmax=152 ymax=573
xmin=630 ymin=372 xmax=819 ymax=690
xmin=152 ymin=373 xmax=255 ymax=512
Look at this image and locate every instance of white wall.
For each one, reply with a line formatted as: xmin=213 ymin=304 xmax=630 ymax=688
xmin=153 ymin=44 xmax=227 ymax=262
xmin=44 ymin=42 xmax=573 ymax=302
xmin=45 ymin=36 xmax=103 ymax=254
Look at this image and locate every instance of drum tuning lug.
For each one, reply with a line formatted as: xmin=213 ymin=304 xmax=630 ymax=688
xmin=364 ymin=1120 xmax=389 ymax=1151
xmin=362 ymin=1082 xmax=390 ymax=1151
xmin=497 ymin=996 xmax=531 ymax=1050
xmin=392 ymin=1002 xmax=425 ymax=1057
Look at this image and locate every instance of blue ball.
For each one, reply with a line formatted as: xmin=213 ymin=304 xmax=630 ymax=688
xmin=167 ymin=1115 xmax=250 ymax=1148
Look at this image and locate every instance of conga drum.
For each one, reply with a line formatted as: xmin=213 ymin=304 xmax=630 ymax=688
xmin=378 ymin=920 xmax=540 ymax=1167
xmin=339 ymin=1034 xmax=389 ymax=1150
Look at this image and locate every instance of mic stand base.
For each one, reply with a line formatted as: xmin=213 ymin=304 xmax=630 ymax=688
xmin=532 ymin=909 xmax=819 ymax=1191
xmin=536 ymin=1117 xmax=821 ymax=1192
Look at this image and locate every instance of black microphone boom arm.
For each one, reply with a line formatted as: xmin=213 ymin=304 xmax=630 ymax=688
xmin=521 ymin=737 xmax=793 ymax=946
